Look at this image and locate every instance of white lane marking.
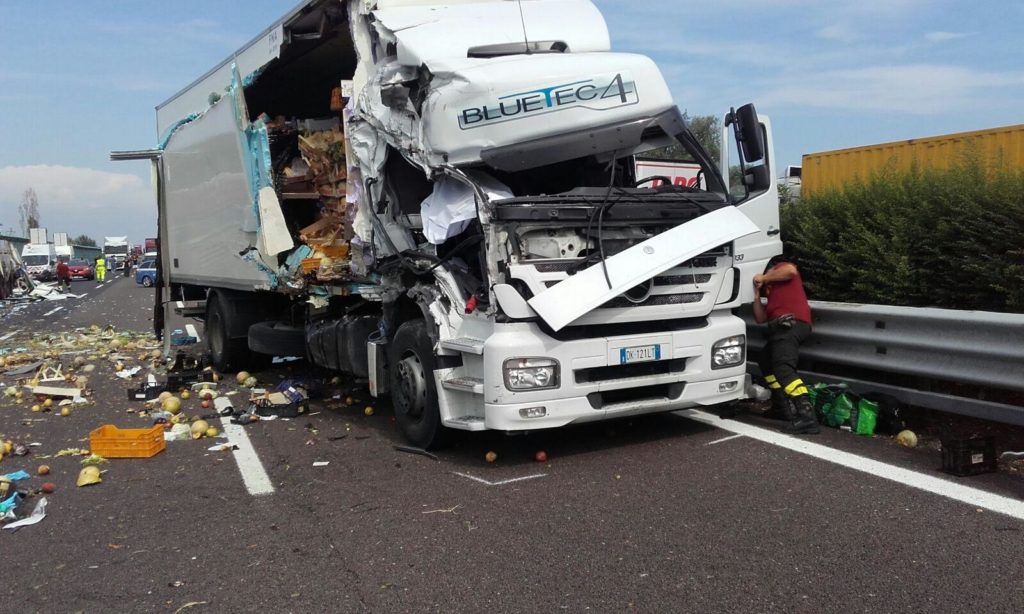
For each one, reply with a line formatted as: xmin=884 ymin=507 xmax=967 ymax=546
xmin=186 ymin=323 xmax=201 ymax=342
xmin=682 ymin=409 xmax=1024 ymax=521
xmin=706 ymin=434 xmax=744 ymax=446
xmin=219 ymin=416 xmax=275 ymax=496
xmin=43 ymin=307 xmax=64 ymax=316
xmin=452 ymin=471 xmax=547 ymax=487
xmin=0 ymin=330 xmax=19 ymax=341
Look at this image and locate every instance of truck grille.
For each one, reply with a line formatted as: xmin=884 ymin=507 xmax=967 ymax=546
xmin=575 ymin=358 xmax=687 ymax=384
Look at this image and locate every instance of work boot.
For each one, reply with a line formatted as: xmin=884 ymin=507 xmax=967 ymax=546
xmin=763 ymin=389 xmax=796 ymax=421
xmin=787 ymin=395 xmax=820 ymax=434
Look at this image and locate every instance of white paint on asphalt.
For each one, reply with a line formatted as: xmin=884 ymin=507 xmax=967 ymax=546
xmin=706 ymin=434 xmax=744 ymax=446
xmin=683 ymin=409 xmax=1024 ymax=521
xmin=453 ymin=471 xmax=547 ymax=487
xmin=219 ymin=416 xmax=275 ymax=496
xmin=43 ymin=307 xmax=64 ymax=316
xmin=186 ymin=323 xmax=201 ymax=342
xmin=0 ymin=330 xmax=19 ymax=341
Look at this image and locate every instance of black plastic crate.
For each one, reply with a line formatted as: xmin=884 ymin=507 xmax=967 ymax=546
xmin=941 ymin=437 xmax=997 ymax=476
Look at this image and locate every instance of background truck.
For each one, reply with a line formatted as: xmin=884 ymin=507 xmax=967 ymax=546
xmin=116 ymin=0 xmax=781 ymax=448
xmin=22 ymin=228 xmax=57 ymax=280
xmin=801 ymin=123 xmax=1024 ymax=197
xmin=54 ymin=232 xmax=73 ymax=262
xmin=103 ymin=236 xmax=130 ymax=270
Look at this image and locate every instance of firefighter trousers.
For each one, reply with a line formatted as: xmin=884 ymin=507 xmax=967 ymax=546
xmin=759 ymin=319 xmax=811 ymax=399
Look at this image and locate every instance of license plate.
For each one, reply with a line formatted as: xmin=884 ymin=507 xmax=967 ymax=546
xmin=620 ymin=344 xmax=661 ymax=364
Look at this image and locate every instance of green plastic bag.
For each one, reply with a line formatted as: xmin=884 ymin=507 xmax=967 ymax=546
xmin=827 ymin=393 xmax=854 ymax=428
xmin=808 ymin=383 xmax=846 ymax=422
xmin=852 ymin=398 xmax=878 ymax=436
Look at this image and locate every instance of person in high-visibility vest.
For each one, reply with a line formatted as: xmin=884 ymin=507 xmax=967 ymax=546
xmin=95 ymin=256 xmax=106 ymax=282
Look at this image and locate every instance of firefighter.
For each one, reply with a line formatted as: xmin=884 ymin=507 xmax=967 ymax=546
xmin=752 ymin=255 xmax=819 ymax=434
xmin=95 ymin=256 xmax=106 ymax=282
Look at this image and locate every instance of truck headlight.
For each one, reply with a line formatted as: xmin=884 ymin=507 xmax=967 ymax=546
xmin=503 ymin=358 xmax=560 ymax=391
xmin=711 ymin=335 xmax=745 ymax=369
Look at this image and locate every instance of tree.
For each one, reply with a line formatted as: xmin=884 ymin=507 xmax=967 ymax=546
xmin=73 ymin=234 xmax=97 ymax=247
xmin=18 ymin=188 xmax=41 ymax=236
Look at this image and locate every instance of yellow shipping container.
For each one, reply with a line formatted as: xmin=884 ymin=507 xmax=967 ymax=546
xmin=801 ymin=123 xmax=1024 ymax=196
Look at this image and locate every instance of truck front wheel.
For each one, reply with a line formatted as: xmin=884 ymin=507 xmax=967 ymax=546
xmin=389 ymin=319 xmax=449 ymax=449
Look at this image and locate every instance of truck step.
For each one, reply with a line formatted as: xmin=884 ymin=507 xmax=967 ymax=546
xmin=444 ymin=415 xmax=486 ymax=431
xmin=173 ymin=300 xmax=206 ymax=317
xmin=441 ymin=376 xmax=484 ymax=394
xmin=439 ymin=337 xmax=485 ymax=355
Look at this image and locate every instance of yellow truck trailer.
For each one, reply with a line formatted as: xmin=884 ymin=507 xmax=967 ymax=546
xmin=801 ymin=123 xmax=1024 ymax=196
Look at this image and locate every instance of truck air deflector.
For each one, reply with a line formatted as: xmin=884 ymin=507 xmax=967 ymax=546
xmin=527 ymin=207 xmax=759 ymax=331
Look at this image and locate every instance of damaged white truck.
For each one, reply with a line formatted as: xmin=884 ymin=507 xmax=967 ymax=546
xmin=113 ymin=0 xmax=782 ymax=448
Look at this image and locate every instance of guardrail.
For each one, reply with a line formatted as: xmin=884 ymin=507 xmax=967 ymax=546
xmin=742 ymin=301 xmax=1024 ymax=426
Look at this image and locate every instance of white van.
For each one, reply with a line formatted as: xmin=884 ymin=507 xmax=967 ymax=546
xmin=22 ymin=243 xmax=58 ymax=280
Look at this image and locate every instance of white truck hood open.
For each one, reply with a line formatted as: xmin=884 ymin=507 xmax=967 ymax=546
xmin=528 ymin=207 xmax=760 ymax=331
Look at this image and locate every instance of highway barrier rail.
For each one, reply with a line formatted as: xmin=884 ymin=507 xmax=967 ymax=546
xmin=742 ymin=301 xmax=1024 ymax=426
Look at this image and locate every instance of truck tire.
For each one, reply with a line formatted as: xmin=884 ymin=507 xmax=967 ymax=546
xmin=206 ymin=293 xmax=269 ymax=373
xmin=389 ymin=319 xmax=450 ymax=449
xmin=248 ymin=321 xmax=306 ymax=359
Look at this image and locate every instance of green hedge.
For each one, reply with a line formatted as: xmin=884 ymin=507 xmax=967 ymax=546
xmin=781 ymin=158 xmax=1024 ymax=312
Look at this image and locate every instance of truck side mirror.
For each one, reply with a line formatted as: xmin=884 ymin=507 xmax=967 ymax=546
xmin=729 ymin=103 xmax=765 ymax=163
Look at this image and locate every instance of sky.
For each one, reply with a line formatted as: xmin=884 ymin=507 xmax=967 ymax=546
xmin=1 ymin=0 xmax=1022 ymax=243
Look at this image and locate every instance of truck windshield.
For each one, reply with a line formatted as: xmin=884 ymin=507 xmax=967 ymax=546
xmin=23 ymin=255 xmax=49 ymax=265
xmin=105 ymin=246 xmax=128 ymax=255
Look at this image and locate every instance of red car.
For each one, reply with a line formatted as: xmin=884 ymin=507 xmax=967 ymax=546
xmin=67 ymin=259 xmax=95 ymax=280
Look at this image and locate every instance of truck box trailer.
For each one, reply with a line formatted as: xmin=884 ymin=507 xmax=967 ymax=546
xmin=115 ymin=0 xmax=782 ymax=448
xmin=801 ymin=123 xmax=1024 ymax=197
xmin=103 ymin=236 xmax=130 ymax=270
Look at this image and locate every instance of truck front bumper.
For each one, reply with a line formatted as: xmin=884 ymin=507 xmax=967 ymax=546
xmin=480 ymin=312 xmax=747 ymax=431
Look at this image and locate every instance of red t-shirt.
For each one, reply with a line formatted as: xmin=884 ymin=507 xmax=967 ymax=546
xmin=764 ymin=263 xmax=812 ymax=324
xmin=56 ymin=262 xmax=70 ymax=280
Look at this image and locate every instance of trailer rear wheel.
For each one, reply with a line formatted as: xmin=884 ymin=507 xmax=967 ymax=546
xmin=389 ymin=319 xmax=450 ymax=449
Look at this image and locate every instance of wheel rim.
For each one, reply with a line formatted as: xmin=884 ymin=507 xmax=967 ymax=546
xmin=395 ymin=351 xmax=427 ymax=422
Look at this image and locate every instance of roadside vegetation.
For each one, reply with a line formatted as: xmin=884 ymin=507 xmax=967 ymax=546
xmin=781 ymin=156 xmax=1024 ymax=313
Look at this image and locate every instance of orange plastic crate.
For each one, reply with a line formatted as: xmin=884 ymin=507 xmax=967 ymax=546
xmin=89 ymin=424 xmax=166 ymax=458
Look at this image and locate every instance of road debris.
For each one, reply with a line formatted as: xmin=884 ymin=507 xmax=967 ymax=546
xmin=2 ymin=497 xmax=47 ymax=530
xmin=393 ymin=445 xmax=439 ymax=462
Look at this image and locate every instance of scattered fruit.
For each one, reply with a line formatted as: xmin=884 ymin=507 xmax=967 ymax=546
xmin=896 ymin=429 xmax=918 ymax=448
xmin=201 ymin=399 xmax=210 ymax=409
xmin=534 ymin=451 xmax=548 ymax=463
xmin=345 ymin=396 xmax=354 ymax=406
xmin=60 ymin=407 xmax=71 ymax=417
xmin=158 ymin=391 xmax=173 ymax=402
xmin=43 ymin=398 xmax=53 ymax=408
xmin=162 ymin=396 xmax=182 ymax=414
xmin=181 ymin=390 xmax=191 ymax=400
xmin=31 ymin=404 xmax=41 ymax=413
xmin=243 ymin=376 xmax=258 ymax=388
xmin=364 ymin=406 xmax=374 ymax=416
xmin=41 ymin=482 xmax=56 ymax=494
xmin=38 ymin=465 xmax=50 ymax=476
xmin=485 ymin=451 xmax=497 ymax=463
xmin=77 ymin=466 xmax=102 ymax=487
xmin=205 ymin=426 xmax=219 ymax=438
xmin=236 ymin=371 xmax=251 ymax=385
xmin=191 ymin=420 xmax=210 ymax=439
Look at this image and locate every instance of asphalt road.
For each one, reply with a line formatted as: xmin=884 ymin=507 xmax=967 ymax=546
xmin=2 ymin=277 xmax=1024 ymax=612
